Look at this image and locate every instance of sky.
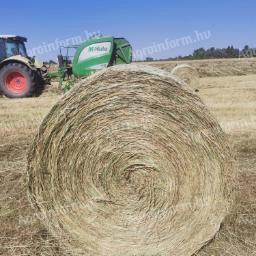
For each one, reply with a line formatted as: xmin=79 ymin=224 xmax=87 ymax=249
xmin=1 ymin=0 xmax=255 ymax=61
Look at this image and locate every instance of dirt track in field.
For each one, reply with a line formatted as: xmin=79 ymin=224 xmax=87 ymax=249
xmin=0 ymin=59 xmax=256 ymax=255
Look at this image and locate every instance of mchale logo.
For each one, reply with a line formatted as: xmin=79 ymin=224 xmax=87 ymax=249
xmin=88 ymin=46 xmax=108 ymax=52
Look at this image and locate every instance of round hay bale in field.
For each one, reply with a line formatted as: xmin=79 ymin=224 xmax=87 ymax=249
xmin=171 ymin=64 xmax=200 ymax=90
xmin=27 ymin=64 xmax=233 ymax=256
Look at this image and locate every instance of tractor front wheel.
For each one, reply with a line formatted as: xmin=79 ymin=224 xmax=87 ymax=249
xmin=0 ymin=62 xmax=43 ymax=98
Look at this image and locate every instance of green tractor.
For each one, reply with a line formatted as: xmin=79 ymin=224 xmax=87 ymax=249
xmin=48 ymin=36 xmax=132 ymax=91
xmin=0 ymin=35 xmax=47 ymax=98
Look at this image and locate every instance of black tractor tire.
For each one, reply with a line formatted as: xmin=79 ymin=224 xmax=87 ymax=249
xmin=0 ymin=62 xmax=44 ymax=98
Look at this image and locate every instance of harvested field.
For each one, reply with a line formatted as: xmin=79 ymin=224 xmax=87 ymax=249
xmin=0 ymin=59 xmax=256 ymax=255
xmin=145 ymin=57 xmax=256 ymax=77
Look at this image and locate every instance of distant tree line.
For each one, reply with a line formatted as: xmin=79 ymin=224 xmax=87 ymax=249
xmin=191 ymin=46 xmax=239 ymax=59
xmin=181 ymin=45 xmax=256 ymax=60
xmin=144 ymin=45 xmax=256 ymax=61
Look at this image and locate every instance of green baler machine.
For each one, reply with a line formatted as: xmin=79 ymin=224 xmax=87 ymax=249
xmin=48 ymin=36 xmax=132 ymax=90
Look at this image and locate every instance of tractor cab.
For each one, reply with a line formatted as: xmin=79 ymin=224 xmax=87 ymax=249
xmin=0 ymin=35 xmax=47 ymax=98
xmin=0 ymin=35 xmax=28 ymax=61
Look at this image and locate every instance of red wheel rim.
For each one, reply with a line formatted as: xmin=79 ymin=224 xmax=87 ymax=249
xmin=5 ymin=72 xmax=27 ymax=94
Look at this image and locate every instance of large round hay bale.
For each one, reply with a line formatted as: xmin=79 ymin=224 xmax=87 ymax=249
xmin=27 ymin=64 xmax=233 ymax=256
xmin=171 ymin=64 xmax=200 ymax=90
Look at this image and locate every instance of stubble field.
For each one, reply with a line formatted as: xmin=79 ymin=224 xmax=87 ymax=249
xmin=0 ymin=58 xmax=256 ymax=255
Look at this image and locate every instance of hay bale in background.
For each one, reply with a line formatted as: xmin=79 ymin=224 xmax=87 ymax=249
xmin=171 ymin=64 xmax=200 ymax=90
xmin=27 ymin=64 xmax=233 ymax=256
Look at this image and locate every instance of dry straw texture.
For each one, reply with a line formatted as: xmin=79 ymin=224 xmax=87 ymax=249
xmin=27 ymin=64 xmax=233 ymax=256
xmin=171 ymin=64 xmax=200 ymax=90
